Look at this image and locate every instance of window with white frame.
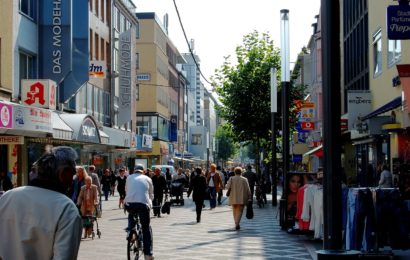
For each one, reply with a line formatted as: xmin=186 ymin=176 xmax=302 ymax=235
xmin=19 ymin=51 xmax=35 ymax=93
xmin=388 ymin=40 xmax=401 ymax=66
xmin=19 ymin=0 xmax=35 ymax=19
xmin=373 ymin=30 xmax=382 ymax=76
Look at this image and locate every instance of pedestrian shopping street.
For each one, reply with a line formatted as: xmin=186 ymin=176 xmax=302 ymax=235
xmin=78 ymin=191 xmax=316 ymax=260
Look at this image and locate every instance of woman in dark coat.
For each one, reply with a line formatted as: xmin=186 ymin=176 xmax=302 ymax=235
xmin=101 ymin=169 xmax=112 ymax=201
xmin=116 ymin=168 xmax=127 ymax=208
xmin=187 ymin=167 xmax=207 ymax=223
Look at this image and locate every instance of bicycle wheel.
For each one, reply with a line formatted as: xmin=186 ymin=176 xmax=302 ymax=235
xmin=127 ymin=231 xmax=140 ymax=260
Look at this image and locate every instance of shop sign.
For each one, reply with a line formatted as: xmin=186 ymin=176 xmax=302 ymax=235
xmin=298 ymin=102 xmax=315 ymax=122
xmin=160 ymin=142 xmax=169 ymax=155
xmin=89 ymin=61 xmax=106 ymax=78
xmin=118 ymin=29 xmax=136 ymax=126
xmin=301 ymin=122 xmax=315 ymax=131
xmin=387 ymin=4 xmax=410 ymax=40
xmin=13 ymin=105 xmax=52 ymax=133
xmin=39 ymin=0 xmax=89 ymax=103
xmin=341 ymin=119 xmax=348 ymax=131
xmin=78 ymin=117 xmax=99 ymax=143
xmin=397 ymin=64 xmax=410 ymax=111
xmin=0 ymin=102 xmax=13 ymax=129
xmin=21 ymin=79 xmax=56 ymax=110
xmin=0 ymin=136 xmax=24 ymax=144
xmin=136 ymin=74 xmax=150 ymax=81
xmin=347 ymin=91 xmax=372 ymax=130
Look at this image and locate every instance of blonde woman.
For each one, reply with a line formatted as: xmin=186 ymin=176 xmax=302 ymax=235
xmin=71 ymin=166 xmax=89 ymax=203
xmin=226 ymin=166 xmax=251 ymax=230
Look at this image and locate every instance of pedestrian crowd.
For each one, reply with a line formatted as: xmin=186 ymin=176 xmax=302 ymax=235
xmin=0 ymin=145 xmax=269 ymax=260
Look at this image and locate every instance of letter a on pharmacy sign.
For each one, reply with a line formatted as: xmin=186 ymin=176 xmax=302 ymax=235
xmin=387 ymin=4 xmax=410 ymax=40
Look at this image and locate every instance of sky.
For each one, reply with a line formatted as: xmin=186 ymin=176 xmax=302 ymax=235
xmin=134 ymin=0 xmax=321 ymax=89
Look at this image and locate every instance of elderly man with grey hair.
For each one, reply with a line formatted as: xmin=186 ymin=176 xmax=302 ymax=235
xmin=0 ymin=146 xmax=82 ymax=260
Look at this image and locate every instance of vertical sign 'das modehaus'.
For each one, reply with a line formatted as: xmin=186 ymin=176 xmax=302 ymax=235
xmin=118 ymin=29 xmax=136 ymax=126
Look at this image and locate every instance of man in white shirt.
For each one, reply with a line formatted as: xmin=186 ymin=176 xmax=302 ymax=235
xmin=124 ymin=164 xmax=154 ymax=260
xmin=0 ymin=146 xmax=82 ymax=260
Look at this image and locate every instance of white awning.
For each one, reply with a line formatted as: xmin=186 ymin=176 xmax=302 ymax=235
xmin=52 ymin=112 xmax=73 ymax=140
xmin=99 ymin=129 xmax=109 ymax=144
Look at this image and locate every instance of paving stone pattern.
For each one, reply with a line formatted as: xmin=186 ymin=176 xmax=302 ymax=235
xmin=78 ymin=192 xmax=313 ymax=260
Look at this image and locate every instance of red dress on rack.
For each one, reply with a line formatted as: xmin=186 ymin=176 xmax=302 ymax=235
xmin=296 ymin=185 xmax=310 ymax=230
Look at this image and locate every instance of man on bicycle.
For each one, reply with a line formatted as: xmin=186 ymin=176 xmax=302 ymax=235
xmin=124 ymin=164 xmax=154 ymax=260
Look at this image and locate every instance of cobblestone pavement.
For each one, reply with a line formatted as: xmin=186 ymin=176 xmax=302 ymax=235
xmin=78 ymin=191 xmax=314 ymax=260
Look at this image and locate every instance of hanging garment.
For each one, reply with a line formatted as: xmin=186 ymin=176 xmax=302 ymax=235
xmin=313 ymin=188 xmax=323 ymax=239
xmin=296 ymin=184 xmax=310 ymax=231
xmin=301 ymin=184 xmax=319 ymax=231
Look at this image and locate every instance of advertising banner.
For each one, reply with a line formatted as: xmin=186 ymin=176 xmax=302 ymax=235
xmin=169 ymin=115 xmax=178 ymax=142
xmin=13 ymin=105 xmax=52 ymax=133
xmin=118 ymin=29 xmax=136 ymax=126
xmin=39 ymin=0 xmax=89 ymax=104
xmin=89 ymin=61 xmax=106 ymax=78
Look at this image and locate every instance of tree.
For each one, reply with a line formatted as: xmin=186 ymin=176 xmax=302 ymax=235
xmin=212 ymin=31 xmax=280 ymax=173
xmin=215 ymin=125 xmax=237 ymax=164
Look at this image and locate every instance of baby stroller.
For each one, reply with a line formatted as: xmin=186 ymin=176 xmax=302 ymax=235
xmin=81 ymin=206 xmax=101 ymax=239
xmin=170 ymin=179 xmax=185 ymax=206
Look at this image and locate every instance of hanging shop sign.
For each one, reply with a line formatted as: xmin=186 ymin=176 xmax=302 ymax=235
xmin=0 ymin=102 xmax=13 ymax=129
xmin=89 ymin=61 xmax=106 ymax=78
xmin=347 ymin=91 xmax=372 ymax=130
xmin=387 ymin=4 xmax=410 ymax=40
xmin=21 ymin=79 xmax=57 ymax=110
xmin=169 ymin=115 xmax=178 ymax=142
xmin=118 ymin=29 xmax=136 ymax=126
xmin=0 ymin=136 xmax=24 ymax=145
xmin=397 ymin=64 xmax=410 ymax=111
xmin=298 ymin=101 xmax=316 ymax=122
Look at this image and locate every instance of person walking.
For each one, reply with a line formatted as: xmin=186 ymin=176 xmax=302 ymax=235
xmin=217 ymin=165 xmax=225 ymax=205
xmin=206 ymin=164 xmax=224 ymax=210
xmin=101 ymin=168 xmax=112 ymax=201
xmin=0 ymin=146 xmax=82 ymax=259
xmin=77 ymin=176 xmax=99 ymax=238
xmin=0 ymin=170 xmax=12 ymax=193
xmin=88 ymin=165 xmax=101 ymax=196
xmin=110 ymin=168 xmax=117 ymax=196
xmin=243 ymin=164 xmax=258 ymax=200
xmin=151 ymin=167 xmax=167 ymax=217
xmin=226 ymin=166 xmax=252 ymax=230
xmin=187 ymin=167 xmax=207 ymax=223
xmin=71 ymin=166 xmax=88 ymax=203
xmin=124 ymin=164 xmax=154 ymax=260
xmin=116 ymin=167 xmax=127 ymax=208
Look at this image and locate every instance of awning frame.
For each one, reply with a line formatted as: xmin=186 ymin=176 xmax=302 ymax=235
xmin=360 ymin=96 xmax=401 ymax=121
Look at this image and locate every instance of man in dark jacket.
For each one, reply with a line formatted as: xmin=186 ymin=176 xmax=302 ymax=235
xmin=243 ymin=164 xmax=257 ymax=200
xmin=151 ymin=167 xmax=167 ymax=217
xmin=187 ymin=167 xmax=207 ymax=222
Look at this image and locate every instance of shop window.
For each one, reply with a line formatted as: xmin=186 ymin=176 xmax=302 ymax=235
xmin=100 ymin=38 xmax=105 ymax=61
xmin=95 ymin=33 xmax=99 ymax=60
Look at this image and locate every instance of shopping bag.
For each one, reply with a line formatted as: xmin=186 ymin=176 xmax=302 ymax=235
xmin=161 ymin=201 xmax=171 ymax=214
xmin=246 ymin=201 xmax=254 ymax=219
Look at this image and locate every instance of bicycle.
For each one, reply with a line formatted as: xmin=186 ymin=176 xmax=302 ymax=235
xmin=126 ymin=213 xmax=143 ymax=260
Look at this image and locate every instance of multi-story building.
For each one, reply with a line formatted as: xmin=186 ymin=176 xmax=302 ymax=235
xmin=0 ymin=0 xmax=137 ymax=186
xmin=204 ymin=88 xmax=219 ymax=163
xmin=134 ymin=12 xmax=187 ymax=168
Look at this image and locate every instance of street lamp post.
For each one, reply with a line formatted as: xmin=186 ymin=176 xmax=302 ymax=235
xmin=317 ymin=0 xmax=359 ymax=258
xmin=279 ymin=9 xmax=290 ymax=229
xmin=271 ymin=68 xmax=278 ymax=206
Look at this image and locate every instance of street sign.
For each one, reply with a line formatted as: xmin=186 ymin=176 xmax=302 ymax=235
xmin=387 ymin=4 xmax=410 ymax=40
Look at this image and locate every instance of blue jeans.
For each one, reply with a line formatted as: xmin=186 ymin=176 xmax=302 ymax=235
xmin=208 ymin=187 xmax=217 ymax=208
xmin=125 ymin=202 xmax=153 ymax=256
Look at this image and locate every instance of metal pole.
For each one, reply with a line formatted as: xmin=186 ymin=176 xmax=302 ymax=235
xmin=317 ymin=0 xmax=359 ymax=258
xmin=271 ymin=68 xmax=278 ymax=206
xmin=280 ymin=9 xmax=290 ymax=229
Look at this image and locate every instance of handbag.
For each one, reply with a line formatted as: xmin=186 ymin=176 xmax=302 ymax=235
xmin=226 ymin=188 xmax=231 ymax=197
xmin=161 ymin=201 xmax=171 ymax=214
xmin=246 ymin=200 xmax=254 ymax=219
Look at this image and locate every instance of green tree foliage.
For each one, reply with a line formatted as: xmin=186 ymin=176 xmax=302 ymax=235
xmin=215 ymin=125 xmax=238 ymax=162
xmin=213 ymin=31 xmax=280 ymax=144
